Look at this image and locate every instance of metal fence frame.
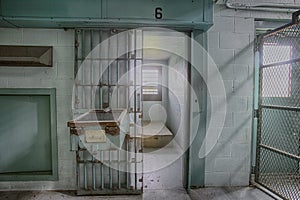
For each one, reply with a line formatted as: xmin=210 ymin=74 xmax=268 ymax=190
xmin=255 ymin=11 xmax=300 ymax=200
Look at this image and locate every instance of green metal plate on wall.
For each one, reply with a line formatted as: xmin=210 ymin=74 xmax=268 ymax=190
xmin=0 ymin=88 xmax=58 ymax=181
xmin=0 ymin=0 xmax=213 ymax=30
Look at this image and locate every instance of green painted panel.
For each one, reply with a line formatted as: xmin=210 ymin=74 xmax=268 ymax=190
xmin=1 ymin=0 xmax=102 ymax=18
xmin=0 ymin=0 xmax=213 ymax=30
xmin=105 ymin=0 xmax=204 ymax=22
xmin=0 ymin=88 xmax=57 ymax=181
xmin=188 ymin=30 xmax=207 ymax=188
xmin=0 ymin=95 xmax=51 ymax=173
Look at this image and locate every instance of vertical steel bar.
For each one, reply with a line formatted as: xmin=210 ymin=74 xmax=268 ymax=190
xmin=255 ymin=35 xmax=264 ymax=182
xmin=107 ymin=31 xmax=111 ymax=107
xmin=133 ymin=30 xmax=138 ymax=190
xmin=92 ymin=156 xmax=96 ymax=190
xmin=90 ymin=30 xmax=93 ymax=109
xmin=100 ymin=150 xmax=104 ymax=189
xmin=81 ymin=30 xmax=85 ymax=109
xmin=126 ymin=136 xmax=129 ymax=189
xmin=76 ymin=151 xmax=80 ymax=190
xmin=127 ymin=32 xmax=130 ymax=110
xmin=117 ymin=32 xmax=120 ymax=108
xmin=99 ymin=30 xmax=103 ymax=109
xmin=117 ymin=149 xmax=121 ymax=189
xmin=74 ymin=30 xmax=79 ymax=109
xmin=140 ymin=30 xmax=144 ymax=192
xmin=109 ymin=149 xmax=113 ymax=189
xmin=84 ymin=152 xmax=87 ymax=190
xmin=252 ymin=49 xmax=260 ymax=171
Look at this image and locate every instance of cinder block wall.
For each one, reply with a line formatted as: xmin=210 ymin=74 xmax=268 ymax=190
xmin=0 ymin=28 xmax=75 ymax=190
xmin=203 ymin=4 xmax=292 ymax=186
xmin=204 ymin=11 xmax=254 ymax=187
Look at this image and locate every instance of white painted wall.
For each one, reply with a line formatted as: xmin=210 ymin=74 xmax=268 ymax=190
xmin=167 ymin=56 xmax=189 ymax=148
xmin=0 ymin=28 xmax=75 ymax=190
xmin=142 ymin=65 xmax=168 ymax=122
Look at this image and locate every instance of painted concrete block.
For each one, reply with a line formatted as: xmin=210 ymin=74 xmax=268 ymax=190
xmin=209 ymin=48 xmax=234 ymax=66
xmin=233 ymin=64 xmax=249 ymax=81
xmin=7 ymin=77 xmax=43 ymax=88
xmin=234 ymin=17 xmax=254 ymax=34
xmin=57 ymin=30 xmax=75 ymax=46
xmin=233 ymin=80 xmax=252 ymax=96
xmin=0 ymin=28 xmax=22 ymax=44
xmin=205 ymin=172 xmax=231 ymax=186
xmin=234 ymin=48 xmax=253 ymax=66
xmin=55 ymin=79 xmax=74 ymax=95
xmin=205 ymin=155 xmax=216 ymax=173
xmin=207 ymin=141 xmax=231 ymax=158
xmin=209 ymin=16 xmax=234 ymax=32
xmin=213 ymin=4 xmax=221 ymax=17
xmin=0 ymin=182 xmax=11 ymax=190
xmin=215 ymin=96 xmax=226 ymax=112
xmin=220 ymin=5 xmax=251 ymax=18
xmin=220 ymin=32 xmax=250 ymax=50
xmin=23 ymin=29 xmax=58 ymax=45
xmin=208 ymin=31 xmax=219 ymax=49
xmin=0 ymin=78 xmax=8 ymax=87
xmin=224 ymin=80 xmax=234 ymax=94
xmin=233 ymin=112 xmax=252 ymax=129
xmin=24 ymin=66 xmax=58 ymax=79
xmin=0 ymin=67 xmax=25 ymax=78
xmin=218 ymin=63 xmax=234 ymax=80
xmin=57 ymin=61 xmax=74 ymax=79
xmin=214 ymin=157 xmax=232 ymax=172
xmin=53 ymin=47 xmax=74 ymax=62
xmin=218 ymin=127 xmax=248 ymax=144
xmin=250 ymin=10 xmax=290 ymax=20
xmin=231 ymin=143 xmax=250 ymax=158
xmin=227 ymin=96 xmax=248 ymax=112
xmin=58 ymin=160 xmax=75 ymax=176
xmin=230 ymin=157 xmax=250 ymax=173
xmin=230 ymin=172 xmax=249 ymax=186
xmin=209 ymin=111 xmax=233 ymax=128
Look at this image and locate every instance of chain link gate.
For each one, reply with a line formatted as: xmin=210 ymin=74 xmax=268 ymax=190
xmin=256 ymin=11 xmax=300 ymax=200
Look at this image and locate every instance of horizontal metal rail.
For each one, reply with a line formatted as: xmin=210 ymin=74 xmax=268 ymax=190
xmin=259 ymin=144 xmax=300 ymax=160
xmin=77 ymin=58 xmax=143 ymax=61
xmin=261 ymin=57 xmax=300 ymax=69
xmin=261 ymin=105 xmax=300 ymax=112
xmin=77 ymin=160 xmax=143 ymax=164
xmin=260 ymin=21 xmax=296 ymax=38
xmin=75 ymin=84 xmax=142 ymax=87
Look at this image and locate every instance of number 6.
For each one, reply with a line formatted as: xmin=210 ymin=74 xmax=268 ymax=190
xmin=155 ymin=7 xmax=163 ymax=19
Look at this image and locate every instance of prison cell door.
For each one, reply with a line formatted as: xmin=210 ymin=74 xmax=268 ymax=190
xmin=73 ymin=29 xmax=143 ymax=195
xmin=255 ymin=17 xmax=300 ymax=200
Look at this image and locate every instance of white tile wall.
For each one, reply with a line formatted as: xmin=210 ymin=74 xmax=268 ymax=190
xmin=0 ymin=28 xmax=75 ymax=190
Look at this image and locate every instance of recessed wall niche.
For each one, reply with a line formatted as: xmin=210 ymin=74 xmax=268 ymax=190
xmin=0 ymin=45 xmax=52 ymax=67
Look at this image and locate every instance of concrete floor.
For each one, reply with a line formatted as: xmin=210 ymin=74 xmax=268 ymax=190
xmin=0 ymin=187 xmax=274 ymax=200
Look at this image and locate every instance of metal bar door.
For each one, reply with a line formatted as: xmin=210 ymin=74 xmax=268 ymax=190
xmin=255 ymin=13 xmax=300 ymax=200
xmin=73 ymin=28 xmax=143 ymax=195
